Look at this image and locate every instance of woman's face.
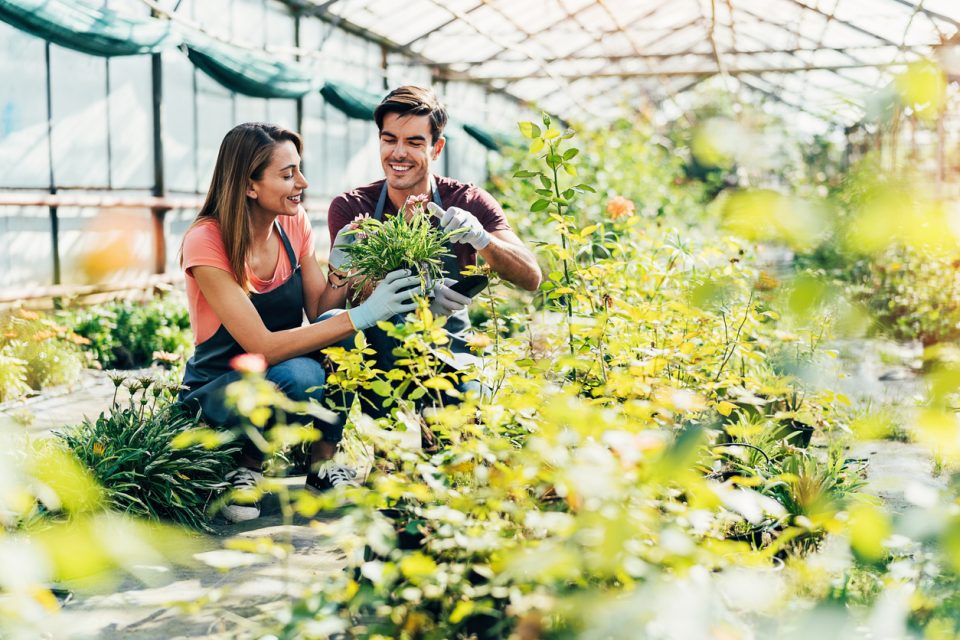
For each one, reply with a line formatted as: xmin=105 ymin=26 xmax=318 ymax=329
xmin=247 ymin=140 xmax=308 ymax=218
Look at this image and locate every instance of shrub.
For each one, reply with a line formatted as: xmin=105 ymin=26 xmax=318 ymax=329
xmin=0 ymin=309 xmax=88 ymax=397
xmin=57 ymin=377 xmax=236 ymax=531
xmin=65 ymin=294 xmax=192 ymax=369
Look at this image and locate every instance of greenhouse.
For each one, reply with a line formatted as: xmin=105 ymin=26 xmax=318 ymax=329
xmin=3 ymin=0 xmax=960 ymax=638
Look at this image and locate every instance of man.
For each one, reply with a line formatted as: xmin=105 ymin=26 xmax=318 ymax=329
xmin=325 ymin=85 xmax=541 ymax=422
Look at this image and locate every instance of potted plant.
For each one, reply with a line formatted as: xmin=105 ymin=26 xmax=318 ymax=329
xmin=341 ymin=195 xmax=454 ymax=299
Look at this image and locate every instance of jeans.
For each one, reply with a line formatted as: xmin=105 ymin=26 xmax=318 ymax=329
xmin=179 ymin=356 xmax=344 ymax=462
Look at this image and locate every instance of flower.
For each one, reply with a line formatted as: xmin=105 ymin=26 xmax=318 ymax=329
xmin=404 ymin=193 xmax=430 ymax=209
xmin=93 ymin=442 xmax=105 ymax=457
xmin=466 ymin=333 xmax=493 ymax=353
xmin=606 ymin=195 xmax=635 ymax=220
xmin=347 ymin=213 xmax=371 ymax=231
xmin=152 ymin=350 xmax=182 ymax=367
xmin=17 ymin=309 xmax=40 ymax=321
xmin=230 ymin=353 xmax=267 ymax=374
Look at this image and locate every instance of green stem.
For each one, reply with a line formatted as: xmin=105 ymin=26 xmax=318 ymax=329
xmin=550 ymin=146 xmax=575 ymax=357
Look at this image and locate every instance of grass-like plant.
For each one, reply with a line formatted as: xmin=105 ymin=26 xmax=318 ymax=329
xmin=57 ymin=377 xmax=237 ymax=531
xmin=341 ymin=197 xmax=454 ymax=292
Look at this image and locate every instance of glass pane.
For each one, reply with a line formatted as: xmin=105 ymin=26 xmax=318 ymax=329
xmin=108 ymin=56 xmax=154 ymax=190
xmin=0 ymin=22 xmax=49 ymax=188
xmin=0 ymin=206 xmax=53 ymax=287
xmin=195 ymin=73 xmax=235 ymax=194
xmin=162 ymin=50 xmax=198 ymax=194
xmin=49 ymin=45 xmax=109 ymax=188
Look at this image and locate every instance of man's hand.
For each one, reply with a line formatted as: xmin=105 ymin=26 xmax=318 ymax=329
xmin=427 ymin=202 xmax=491 ymax=250
xmin=429 ymin=278 xmax=472 ymax=316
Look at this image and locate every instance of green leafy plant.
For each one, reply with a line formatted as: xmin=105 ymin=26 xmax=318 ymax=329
xmin=341 ymin=197 xmax=454 ymax=293
xmin=64 ymin=294 xmax=192 ymax=369
xmin=0 ymin=309 xmax=88 ymax=397
xmin=56 ymin=376 xmax=236 ymax=531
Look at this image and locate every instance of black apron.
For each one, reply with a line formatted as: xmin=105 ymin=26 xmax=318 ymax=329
xmin=180 ymin=221 xmax=305 ymax=405
xmin=371 ymin=176 xmax=480 ymax=370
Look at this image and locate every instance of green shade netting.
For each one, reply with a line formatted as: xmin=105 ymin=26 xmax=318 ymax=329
xmin=0 ymin=0 xmax=176 ymax=56
xmin=461 ymin=123 xmax=518 ymax=152
xmin=320 ymin=81 xmax=383 ymax=120
xmin=185 ymin=32 xmax=315 ymax=99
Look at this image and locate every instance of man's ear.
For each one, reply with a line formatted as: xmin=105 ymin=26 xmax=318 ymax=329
xmin=431 ymin=135 xmax=445 ymax=160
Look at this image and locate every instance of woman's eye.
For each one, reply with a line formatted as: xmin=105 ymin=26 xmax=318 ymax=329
xmin=284 ymin=174 xmax=293 ymax=179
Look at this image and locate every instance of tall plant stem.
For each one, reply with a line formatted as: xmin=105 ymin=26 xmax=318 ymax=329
xmin=550 ymin=146 xmax=575 ymax=357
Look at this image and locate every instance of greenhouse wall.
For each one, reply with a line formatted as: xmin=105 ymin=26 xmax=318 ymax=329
xmin=0 ymin=0 xmax=521 ymax=290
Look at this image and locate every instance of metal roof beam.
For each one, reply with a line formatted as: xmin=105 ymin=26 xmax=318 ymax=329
xmin=470 ymin=61 xmax=910 ymax=81
xmin=785 ymin=0 xmax=900 ymax=47
xmin=882 ymin=0 xmax=960 ymax=29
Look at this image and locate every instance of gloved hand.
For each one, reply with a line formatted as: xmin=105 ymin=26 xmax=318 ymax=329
xmin=429 ymin=278 xmax=472 ymax=316
xmin=328 ymin=224 xmax=356 ymax=272
xmin=427 ymin=202 xmax=491 ymax=250
xmin=347 ymin=269 xmax=421 ymax=330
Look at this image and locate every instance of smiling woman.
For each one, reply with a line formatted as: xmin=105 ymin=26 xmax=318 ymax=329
xmin=175 ymin=122 xmax=423 ymax=523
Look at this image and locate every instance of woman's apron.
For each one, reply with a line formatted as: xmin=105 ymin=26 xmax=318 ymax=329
xmin=179 ymin=221 xmax=306 ymax=425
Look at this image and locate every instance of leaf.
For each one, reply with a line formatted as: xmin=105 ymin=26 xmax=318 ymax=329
xmin=424 ymin=377 xmax=454 ymax=391
xmin=563 ymin=163 xmax=578 ymax=176
xmin=530 ymin=138 xmax=545 ymax=154
xmin=539 ymin=174 xmax=552 ymax=190
xmin=716 ymin=401 xmax=737 ymax=417
xmin=370 ymin=380 xmax=393 ymax=397
xmin=579 ymin=225 xmax=598 ymax=238
xmin=517 ymin=121 xmax=541 ymax=139
xmin=531 ymin=199 xmax=551 ymax=212
xmin=513 ymin=169 xmax=538 ymax=178
xmin=575 ymin=183 xmax=596 ymax=193
xmin=544 ymin=128 xmax=561 ymax=139
xmin=562 ymin=148 xmax=579 ymax=160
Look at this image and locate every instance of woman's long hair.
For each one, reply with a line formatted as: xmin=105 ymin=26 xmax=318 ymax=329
xmin=183 ymin=122 xmax=303 ymax=291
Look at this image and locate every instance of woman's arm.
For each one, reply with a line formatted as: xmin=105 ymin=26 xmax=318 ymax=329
xmin=193 ymin=265 xmax=355 ymax=365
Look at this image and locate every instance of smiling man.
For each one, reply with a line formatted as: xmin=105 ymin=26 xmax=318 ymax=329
xmin=325 ymin=85 xmax=541 ymax=425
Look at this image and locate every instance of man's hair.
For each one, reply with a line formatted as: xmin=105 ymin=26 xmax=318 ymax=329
xmin=374 ymin=86 xmax=448 ymax=144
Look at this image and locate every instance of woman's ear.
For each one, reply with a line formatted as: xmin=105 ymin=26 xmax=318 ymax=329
xmin=246 ymin=181 xmax=258 ymax=200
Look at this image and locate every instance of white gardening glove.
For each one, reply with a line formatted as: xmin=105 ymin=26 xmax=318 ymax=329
xmin=427 ymin=202 xmax=491 ymax=250
xmin=347 ymin=269 xmax=421 ymax=330
xmin=328 ymin=225 xmax=355 ymax=272
xmin=429 ymin=278 xmax=472 ymax=316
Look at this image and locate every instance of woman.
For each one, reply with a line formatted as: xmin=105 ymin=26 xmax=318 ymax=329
xmin=179 ymin=122 xmax=419 ymax=523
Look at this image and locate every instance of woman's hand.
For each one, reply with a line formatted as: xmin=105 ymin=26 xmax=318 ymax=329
xmin=347 ymin=269 xmax=421 ymax=330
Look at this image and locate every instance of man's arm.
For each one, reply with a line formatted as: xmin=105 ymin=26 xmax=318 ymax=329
xmin=477 ymin=230 xmax=541 ymax=291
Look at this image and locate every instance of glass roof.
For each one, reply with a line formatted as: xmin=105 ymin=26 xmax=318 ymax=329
xmin=295 ymin=0 xmax=960 ymax=127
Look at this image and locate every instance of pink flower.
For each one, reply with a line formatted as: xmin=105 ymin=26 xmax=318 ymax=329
xmin=405 ymin=194 xmax=430 ymax=208
xmin=606 ymin=195 xmax=636 ymax=220
xmin=230 ymin=353 xmax=267 ymax=374
xmin=347 ymin=213 xmax=371 ymax=231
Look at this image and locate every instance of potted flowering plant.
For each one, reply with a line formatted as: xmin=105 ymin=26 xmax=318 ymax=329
xmin=341 ymin=194 xmax=454 ymax=296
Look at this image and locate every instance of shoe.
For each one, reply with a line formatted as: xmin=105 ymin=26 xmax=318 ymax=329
xmin=221 ymin=467 xmax=263 ymax=523
xmin=306 ymin=462 xmax=359 ymax=494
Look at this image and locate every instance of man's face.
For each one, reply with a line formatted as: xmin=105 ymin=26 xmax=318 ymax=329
xmin=379 ymin=112 xmax=444 ymax=194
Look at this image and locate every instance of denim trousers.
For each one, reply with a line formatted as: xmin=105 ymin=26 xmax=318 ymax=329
xmin=179 ymin=355 xmax=345 ymax=462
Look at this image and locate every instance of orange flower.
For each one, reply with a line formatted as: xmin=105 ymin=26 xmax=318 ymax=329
xmin=67 ymin=333 xmax=92 ymax=345
xmin=606 ymin=195 xmax=635 ymax=220
xmin=17 ymin=309 xmax=40 ymax=321
xmin=230 ymin=353 xmax=267 ymax=374
xmin=93 ymin=442 xmax=105 ymax=456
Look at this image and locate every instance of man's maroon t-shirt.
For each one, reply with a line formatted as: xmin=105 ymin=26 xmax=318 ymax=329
xmin=327 ymin=175 xmax=512 ymax=271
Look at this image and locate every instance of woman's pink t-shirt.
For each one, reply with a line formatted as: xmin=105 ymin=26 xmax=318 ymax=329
xmin=182 ymin=211 xmax=315 ymax=345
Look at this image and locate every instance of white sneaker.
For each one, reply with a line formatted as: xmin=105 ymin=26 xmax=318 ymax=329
xmin=221 ymin=467 xmax=263 ymax=523
xmin=305 ymin=462 xmax=359 ymax=494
